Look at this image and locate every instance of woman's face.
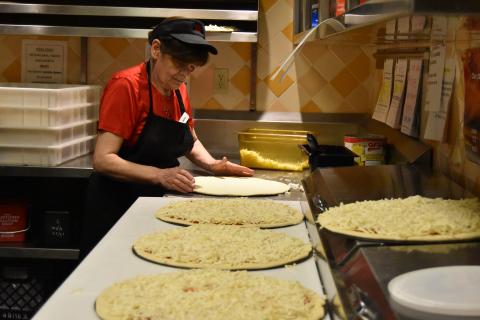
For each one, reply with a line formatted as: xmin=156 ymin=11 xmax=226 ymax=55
xmin=150 ymin=40 xmax=198 ymax=93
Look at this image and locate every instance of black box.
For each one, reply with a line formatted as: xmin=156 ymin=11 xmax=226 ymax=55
xmin=42 ymin=210 xmax=71 ymax=246
xmin=303 ymin=144 xmax=356 ymax=170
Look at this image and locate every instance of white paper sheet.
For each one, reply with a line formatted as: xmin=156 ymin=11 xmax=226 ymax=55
xmin=401 ymin=59 xmax=423 ymax=137
xmin=372 ymin=58 xmax=395 ymax=123
xmin=386 ymin=59 xmax=409 ymax=129
xmin=424 ymin=57 xmax=456 ymax=141
xmin=425 ymin=44 xmax=447 ymax=112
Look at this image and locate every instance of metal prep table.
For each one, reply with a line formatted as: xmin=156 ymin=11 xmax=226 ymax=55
xmin=303 ymin=164 xmax=480 ymax=320
xmin=32 ymin=196 xmax=329 ymax=320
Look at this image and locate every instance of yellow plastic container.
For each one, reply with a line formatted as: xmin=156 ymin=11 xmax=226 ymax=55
xmin=238 ymin=129 xmax=311 ymax=171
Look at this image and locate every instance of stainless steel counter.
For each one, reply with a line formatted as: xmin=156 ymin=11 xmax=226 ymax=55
xmin=0 ymin=153 xmax=308 ymax=201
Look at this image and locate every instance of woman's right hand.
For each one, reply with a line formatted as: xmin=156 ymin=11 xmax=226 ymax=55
xmin=156 ymin=167 xmax=195 ymax=193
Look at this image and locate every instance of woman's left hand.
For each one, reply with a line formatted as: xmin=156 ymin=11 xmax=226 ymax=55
xmin=210 ymin=156 xmax=254 ymax=176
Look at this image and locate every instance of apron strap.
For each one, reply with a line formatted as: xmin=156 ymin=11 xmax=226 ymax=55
xmin=174 ymin=89 xmax=186 ymax=115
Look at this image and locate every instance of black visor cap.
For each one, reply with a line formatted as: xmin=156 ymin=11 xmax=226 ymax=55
xmin=149 ymin=19 xmax=218 ymax=55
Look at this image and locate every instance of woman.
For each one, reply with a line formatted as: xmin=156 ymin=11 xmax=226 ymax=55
xmin=81 ymin=18 xmax=254 ymax=257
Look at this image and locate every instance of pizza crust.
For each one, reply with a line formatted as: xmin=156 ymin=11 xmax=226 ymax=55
xmin=133 ymin=225 xmax=312 ymax=270
xmin=321 ymin=225 xmax=480 ymax=242
xmin=317 ymin=196 xmax=480 ymax=242
xmin=155 ymin=198 xmax=304 ymax=228
xmin=95 ymin=269 xmax=325 ymax=320
xmin=193 ymin=176 xmax=290 ymax=196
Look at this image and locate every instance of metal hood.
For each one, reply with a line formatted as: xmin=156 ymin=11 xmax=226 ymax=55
xmin=0 ymin=0 xmax=258 ymax=42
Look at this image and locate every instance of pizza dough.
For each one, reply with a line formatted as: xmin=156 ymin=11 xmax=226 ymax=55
xmin=156 ymin=198 xmax=303 ymax=228
xmin=193 ymin=176 xmax=290 ymax=196
xmin=95 ymin=269 xmax=325 ymax=320
xmin=133 ymin=225 xmax=312 ymax=269
xmin=317 ymin=196 xmax=480 ymax=241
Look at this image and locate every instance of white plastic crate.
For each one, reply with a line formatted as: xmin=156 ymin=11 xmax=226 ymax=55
xmin=0 ymin=135 xmax=95 ymax=166
xmin=0 ymin=120 xmax=97 ymax=146
xmin=0 ymin=83 xmax=101 ymax=109
xmin=0 ymin=103 xmax=98 ymax=128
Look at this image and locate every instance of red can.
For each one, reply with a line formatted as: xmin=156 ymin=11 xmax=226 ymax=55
xmin=0 ymin=199 xmax=28 ymax=242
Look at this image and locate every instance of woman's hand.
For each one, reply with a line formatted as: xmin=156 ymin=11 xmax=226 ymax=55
xmin=209 ymin=157 xmax=255 ymax=177
xmin=156 ymin=167 xmax=195 ymax=193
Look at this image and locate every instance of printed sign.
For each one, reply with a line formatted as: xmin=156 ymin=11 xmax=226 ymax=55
xmin=22 ymin=40 xmax=67 ymax=83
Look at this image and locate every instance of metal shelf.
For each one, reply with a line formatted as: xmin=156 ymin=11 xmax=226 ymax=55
xmin=0 ymin=2 xmax=259 ymax=42
xmin=294 ymin=0 xmax=480 ymax=44
xmin=0 ymin=244 xmax=79 ymax=260
xmin=0 ymin=24 xmax=257 ymax=42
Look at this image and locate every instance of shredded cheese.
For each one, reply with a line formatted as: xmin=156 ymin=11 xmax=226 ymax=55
xmin=95 ymin=269 xmax=325 ymax=320
xmin=317 ymin=196 xmax=480 ymax=240
xmin=156 ymin=198 xmax=303 ymax=227
xmin=133 ymin=225 xmax=312 ymax=269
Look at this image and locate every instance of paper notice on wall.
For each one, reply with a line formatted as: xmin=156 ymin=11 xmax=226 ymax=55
xmin=397 ymin=16 xmax=410 ymax=40
xmin=372 ymin=59 xmax=394 ymax=123
xmin=425 ymin=44 xmax=446 ymax=112
xmin=385 ymin=20 xmax=397 ymax=41
xmin=386 ymin=59 xmax=408 ymax=129
xmin=431 ymin=16 xmax=448 ymax=41
xmin=411 ymin=16 xmax=426 ymax=33
xmin=401 ymin=59 xmax=424 ymax=137
xmin=424 ymin=58 xmax=456 ymax=141
xmin=21 ymin=40 xmax=67 ymax=83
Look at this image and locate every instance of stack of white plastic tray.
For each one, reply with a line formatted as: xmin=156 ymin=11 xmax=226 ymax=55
xmin=0 ymin=83 xmax=102 ymax=166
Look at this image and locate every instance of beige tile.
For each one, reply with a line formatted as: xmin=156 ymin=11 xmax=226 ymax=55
xmin=346 ymin=84 xmax=371 ymax=112
xmin=330 ymin=68 xmax=359 ymax=98
xmin=265 ymin=32 xmax=294 ymax=67
xmin=214 ymin=86 xmax=246 ymax=109
xmin=190 ymin=66 xmax=214 ymax=107
xmin=210 ymin=45 xmax=244 ymax=75
xmin=100 ymin=38 xmax=130 ymax=59
xmin=293 ymin=53 xmax=314 ymax=79
xmin=199 ymin=97 xmax=221 ymax=109
xmin=329 ymin=44 xmax=362 ymax=65
xmin=231 ymin=43 xmax=252 ymax=63
xmin=233 ymin=98 xmax=251 ymax=110
xmin=301 ymin=43 xmax=328 ymax=65
xmin=266 ymin=68 xmax=294 ymax=97
xmin=298 ymin=68 xmax=327 ymax=97
xmin=231 ymin=65 xmax=251 ymax=96
xmin=301 ymin=100 xmax=321 ymax=113
xmin=257 ymin=47 xmax=274 ymax=80
xmin=313 ymin=49 xmax=345 ymax=81
xmin=347 ymin=51 xmax=372 ymax=82
xmin=256 ymin=80 xmax=279 ymax=111
xmin=268 ymin=99 xmax=289 ymax=111
xmin=282 ymin=22 xmax=294 ymax=42
xmin=312 ymin=85 xmax=343 ymax=112
xmin=279 ymin=82 xmax=309 ymax=109
xmin=261 ymin=0 xmax=293 ymax=45
xmin=260 ymin=0 xmax=278 ymax=13
xmin=2 ymin=59 xmax=21 ymax=82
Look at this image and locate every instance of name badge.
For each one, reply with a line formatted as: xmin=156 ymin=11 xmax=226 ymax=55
xmin=179 ymin=112 xmax=190 ymax=124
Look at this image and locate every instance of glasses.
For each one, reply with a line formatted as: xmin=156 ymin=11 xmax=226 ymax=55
xmin=168 ymin=55 xmax=197 ymax=73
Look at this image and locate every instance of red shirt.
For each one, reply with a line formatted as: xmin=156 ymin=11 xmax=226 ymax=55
xmin=98 ymin=63 xmax=194 ymax=147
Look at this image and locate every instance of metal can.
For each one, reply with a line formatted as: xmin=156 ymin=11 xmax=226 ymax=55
xmin=344 ymin=134 xmax=386 ymax=166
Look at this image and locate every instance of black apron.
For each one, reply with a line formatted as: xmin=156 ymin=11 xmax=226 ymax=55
xmin=80 ymin=61 xmax=194 ymax=257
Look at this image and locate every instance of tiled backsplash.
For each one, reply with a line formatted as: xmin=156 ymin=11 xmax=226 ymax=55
xmin=0 ymin=0 xmax=378 ymax=114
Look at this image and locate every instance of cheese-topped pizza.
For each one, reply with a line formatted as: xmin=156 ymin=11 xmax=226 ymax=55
xmin=156 ymin=198 xmax=303 ymax=228
xmin=317 ymin=196 xmax=480 ymax=241
xmin=133 ymin=225 xmax=312 ymax=269
xmin=95 ymin=269 xmax=325 ymax=320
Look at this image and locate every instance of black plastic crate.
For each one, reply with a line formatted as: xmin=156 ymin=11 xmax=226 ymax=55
xmin=0 ymin=260 xmax=75 ymax=320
